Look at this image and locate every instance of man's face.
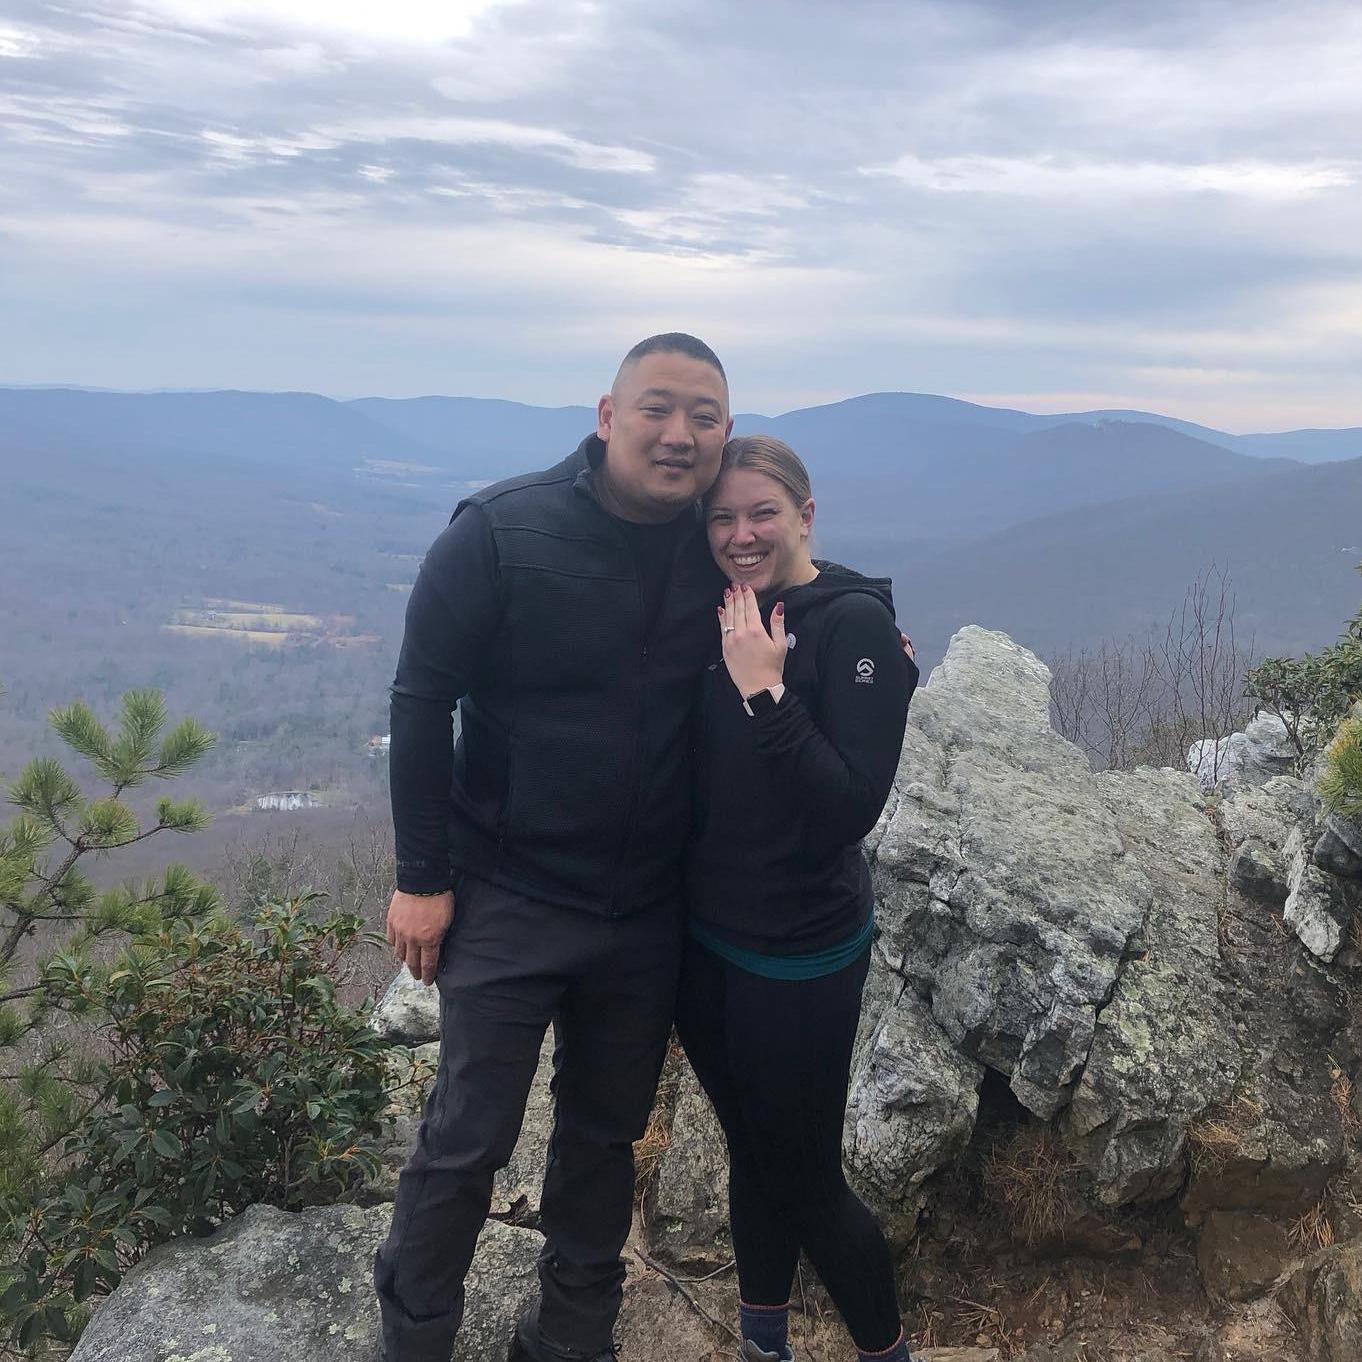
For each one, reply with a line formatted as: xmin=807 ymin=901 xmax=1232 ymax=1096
xmin=596 ymin=352 xmax=732 ymax=522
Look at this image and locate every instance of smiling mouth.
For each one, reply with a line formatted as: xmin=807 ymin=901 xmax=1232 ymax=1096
xmin=730 ymin=552 xmax=768 ymax=569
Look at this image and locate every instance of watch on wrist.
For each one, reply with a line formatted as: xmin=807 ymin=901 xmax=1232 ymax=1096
xmin=742 ymin=684 xmax=785 ymax=717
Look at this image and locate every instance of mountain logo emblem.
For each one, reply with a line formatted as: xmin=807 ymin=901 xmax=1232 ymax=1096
xmin=855 ymin=658 xmax=875 ymax=684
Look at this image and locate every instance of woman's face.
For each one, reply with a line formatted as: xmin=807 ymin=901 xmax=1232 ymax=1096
xmin=705 ymin=467 xmax=814 ymax=596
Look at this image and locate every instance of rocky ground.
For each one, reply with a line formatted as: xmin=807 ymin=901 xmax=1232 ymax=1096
xmin=69 ymin=627 xmax=1362 ymax=1362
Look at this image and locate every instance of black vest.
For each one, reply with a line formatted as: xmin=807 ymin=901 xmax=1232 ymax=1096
xmin=449 ymin=437 xmax=724 ymax=914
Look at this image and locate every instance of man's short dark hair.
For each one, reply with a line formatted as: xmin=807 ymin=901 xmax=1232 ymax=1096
xmin=616 ymin=332 xmax=726 ymax=385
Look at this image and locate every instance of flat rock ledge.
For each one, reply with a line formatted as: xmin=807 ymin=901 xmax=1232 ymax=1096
xmin=69 ymin=1204 xmax=540 ymax=1362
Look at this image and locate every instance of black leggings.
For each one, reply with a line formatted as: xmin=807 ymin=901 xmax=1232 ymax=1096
xmin=674 ymin=936 xmax=902 ymax=1353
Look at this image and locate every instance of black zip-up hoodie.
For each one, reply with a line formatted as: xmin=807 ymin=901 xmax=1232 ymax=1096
xmin=686 ymin=563 xmax=918 ymax=955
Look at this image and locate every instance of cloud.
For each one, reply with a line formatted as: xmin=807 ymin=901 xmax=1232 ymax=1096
xmin=311 ymin=115 xmax=655 ymax=175
xmin=124 ymin=0 xmax=522 ymax=46
xmin=0 ymin=23 xmax=42 ymax=58
xmin=865 ymin=154 xmax=1357 ymax=201
xmin=1 ymin=0 xmax=1361 ymax=427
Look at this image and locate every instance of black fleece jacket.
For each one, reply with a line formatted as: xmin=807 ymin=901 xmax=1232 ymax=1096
xmin=686 ymin=564 xmax=918 ymax=955
xmin=389 ymin=436 xmax=724 ymax=914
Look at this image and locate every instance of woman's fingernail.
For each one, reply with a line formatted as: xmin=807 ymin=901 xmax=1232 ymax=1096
xmin=775 ymin=602 xmax=784 ymax=615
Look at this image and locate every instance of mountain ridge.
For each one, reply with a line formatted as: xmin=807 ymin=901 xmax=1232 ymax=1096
xmin=4 ymin=384 xmax=1360 ymax=466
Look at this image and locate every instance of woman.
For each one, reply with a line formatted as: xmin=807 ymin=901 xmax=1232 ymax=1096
xmin=677 ymin=435 xmax=919 ymax=1362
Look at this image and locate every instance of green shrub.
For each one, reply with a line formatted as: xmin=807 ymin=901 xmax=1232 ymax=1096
xmin=1320 ymin=708 xmax=1362 ymax=822
xmin=0 ymin=690 xmax=398 ymax=1355
xmin=3 ymin=897 xmax=390 ymax=1352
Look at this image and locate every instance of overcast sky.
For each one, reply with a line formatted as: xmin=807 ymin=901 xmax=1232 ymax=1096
xmin=2 ymin=0 xmax=1360 ymax=428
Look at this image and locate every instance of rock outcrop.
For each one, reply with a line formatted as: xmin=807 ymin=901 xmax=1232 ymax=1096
xmin=69 ymin=1204 xmax=540 ymax=1362
xmin=850 ymin=626 xmax=1357 ymax=1231
xmin=844 ymin=989 xmax=983 ymax=1243
xmin=371 ymin=966 xmax=440 ymax=1044
xmin=1279 ymin=1238 xmax=1362 ymax=1361
xmin=869 ymin=628 xmax=1152 ymax=1123
xmin=1188 ymin=711 xmax=1295 ymax=792
xmin=1062 ymin=765 xmax=1238 ymax=1207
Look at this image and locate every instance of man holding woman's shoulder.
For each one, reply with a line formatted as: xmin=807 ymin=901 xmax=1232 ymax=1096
xmin=377 ymin=335 xmax=918 ymax=1362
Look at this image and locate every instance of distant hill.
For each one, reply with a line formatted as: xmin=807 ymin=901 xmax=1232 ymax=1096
xmin=741 ymin=396 xmax=1295 ymax=540
xmin=860 ymin=454 xmax=1362 ymax=668
xmin=347 ymin=396 xmax=596 ymax=478
xmin=0 ymin=388 xmax=450 ymax=477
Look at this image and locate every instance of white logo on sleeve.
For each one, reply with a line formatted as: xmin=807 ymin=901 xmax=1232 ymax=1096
xmin=855 ymin=657 xmax=875 ymax=684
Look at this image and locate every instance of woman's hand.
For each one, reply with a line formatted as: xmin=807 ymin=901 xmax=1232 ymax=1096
xmin=720 ymin=583 xmax=787 ymax=700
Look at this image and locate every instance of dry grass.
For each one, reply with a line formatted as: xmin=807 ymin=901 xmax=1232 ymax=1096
xmin=1288 ymin=1197 xmax=1336 ymax=1251
xmin=1186 ymin=1094 xmax=1262 ymax=1178
xmin=1349 ymin=913 xmax=1362 ymax=957
xmin=982 ymin=1123 xmax=1079 ymax=1246
xmin=1329 ymin=1057 xmax=1362 ymax=1143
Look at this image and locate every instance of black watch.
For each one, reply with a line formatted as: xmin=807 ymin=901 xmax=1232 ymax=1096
xmin=742 ymin=687 xmax=780 ymax=718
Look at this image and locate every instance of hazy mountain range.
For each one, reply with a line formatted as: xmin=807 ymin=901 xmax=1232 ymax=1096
xmin=5 ymin=384 xmax=1360 ymax=545
xmin=2 ymin=383 xmax=1359 ymax=799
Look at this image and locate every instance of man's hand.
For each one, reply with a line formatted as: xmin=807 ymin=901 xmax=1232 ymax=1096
xmin=386 ymin=888 xmax=455 ymax=986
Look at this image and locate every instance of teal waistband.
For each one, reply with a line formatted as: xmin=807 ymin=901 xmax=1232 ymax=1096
xmin=686 ymin=914 xmax=874 ymax=981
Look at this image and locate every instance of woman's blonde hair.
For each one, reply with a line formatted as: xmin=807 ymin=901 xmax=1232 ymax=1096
xmin=710 ymin=434 xmax=812 ymax=508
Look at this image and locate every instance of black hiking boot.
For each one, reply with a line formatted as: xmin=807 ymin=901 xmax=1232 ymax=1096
xmin=509 ymin=1300 xmax=620 ymax=1362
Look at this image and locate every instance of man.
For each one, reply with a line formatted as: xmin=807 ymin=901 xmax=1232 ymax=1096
xmin=374 ymin=333 xmax=733 ymax=1362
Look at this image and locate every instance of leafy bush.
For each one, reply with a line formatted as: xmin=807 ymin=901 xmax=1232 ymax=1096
xmin=3 ymin=898 xmax=390 ymax=1353
xmin=1243 ymin=563 xmax=1362 ymax=765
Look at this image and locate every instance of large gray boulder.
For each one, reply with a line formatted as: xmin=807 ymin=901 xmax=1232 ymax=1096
xmin=70 ymin=1204 xmax=541 ymax=1362
xmin=1284 ymin=824 xmax=1360 ymax=963
xmin=1189 ymin=712 xmax=1296 ymax=793
xmin=844 ymin=988 xmax=983 ymax=1243
xmin=871 ymin=627 xmax=1151 ymax=1120
xmin=1062 ymin=766 xmax=1240 ymax=1205
xmin=1315 ymin=812 xmax=1362 ymax=879
xmin=1221 ymin=777 xmax=1314 ymax=905
xmin=492 ymin=1032 xmax=558 ymax=1218
xmin=855 ymin=627 xmax=1353 ymax=1225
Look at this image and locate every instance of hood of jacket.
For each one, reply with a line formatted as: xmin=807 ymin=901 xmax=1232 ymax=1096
xmin=768 ymin=558 xmax=895 ymax=624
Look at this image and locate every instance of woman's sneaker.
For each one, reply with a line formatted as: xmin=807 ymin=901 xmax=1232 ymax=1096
xmin=739 ymin=1340 xmax=794 ymax=1362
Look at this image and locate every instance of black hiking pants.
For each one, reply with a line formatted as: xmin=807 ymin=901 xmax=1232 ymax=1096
xmin=374 ymin=874 xmax=682 ymax=1361
xmin=674 ymin=936 xmax=904 ymax=1355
